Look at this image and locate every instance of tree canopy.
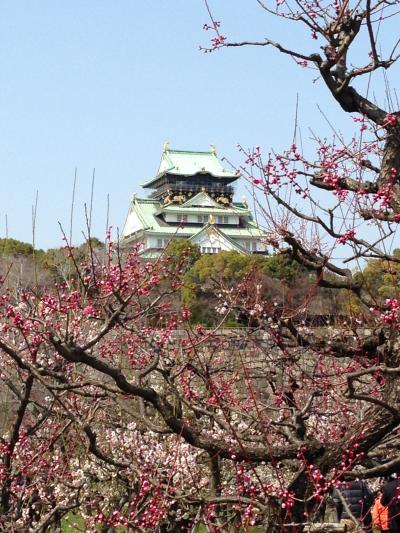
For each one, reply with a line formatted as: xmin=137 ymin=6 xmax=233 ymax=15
xmin=0 ymin=238 xmax=38 ymax=257
xmin=2 ymin=1 xmax=400 ymax=531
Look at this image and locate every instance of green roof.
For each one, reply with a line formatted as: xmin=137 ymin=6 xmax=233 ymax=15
xmin=158 ymin=205 xmax=249 ymax=215
xmin=142 ymin=149 xmax=238 ymax=187
xmin=121 ymin=197 xmax=264 ymax=242
xmin=139 ymin=250 xmax=164 ymax=260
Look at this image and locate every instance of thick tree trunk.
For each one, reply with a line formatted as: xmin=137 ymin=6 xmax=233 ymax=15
xmin=380 ymin=125 xmax=400 ymax=211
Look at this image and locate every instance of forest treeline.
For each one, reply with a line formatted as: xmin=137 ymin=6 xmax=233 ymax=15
xmin=0 ymin=237 xmax=104 ymax=289
xmin=1 ymin=237 xmax=394 ymax=327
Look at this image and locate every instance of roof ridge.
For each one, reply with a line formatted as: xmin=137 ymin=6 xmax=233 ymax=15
xmin=136 ymin=198 xmax=160 ymax=203
xmin=132 ymin=199 xmax=150 ymax=229
xmin=166 ymin=149 xmax=214 ymax=155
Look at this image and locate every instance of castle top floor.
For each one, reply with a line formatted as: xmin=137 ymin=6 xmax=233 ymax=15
xmin=142 ymin=145 xmax=239 ymax=204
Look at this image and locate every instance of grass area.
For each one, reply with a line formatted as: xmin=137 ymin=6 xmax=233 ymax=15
xmin=61 ymin=513 xmax=85 ymax=532
xmin=61 ymin=513 xmax=127 ymax=532
xmin=61 ymin=514 xmax=263 ymax=532
xmin=61 ymin=513 xmax=85 ymax=533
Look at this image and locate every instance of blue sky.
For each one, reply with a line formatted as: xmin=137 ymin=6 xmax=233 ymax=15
xmin=0 ymin=1 xmax=397 ymax=249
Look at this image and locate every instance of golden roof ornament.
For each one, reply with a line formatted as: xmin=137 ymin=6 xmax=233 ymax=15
xmin=163 ymin=141 xmax=170 ymax=152
xmin=210 ymin=144 xmax=216 ymax=155
xmin=217 ymin=195 xmax=229 ymax=205
xmin=208 ymin=214 xmax=216 ymax=225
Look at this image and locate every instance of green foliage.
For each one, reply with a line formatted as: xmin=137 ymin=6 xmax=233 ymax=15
xmin=164 ymin=239 xmax=201 ymax=272
xmin=355 ymin=249 xmax=400 ymax=301
xmin=0 ymin=238 xmax=42 ymax=257
xmin=43 ymin=238 xmax=104 ymax=277
xmin=182 ymin=251 xmax=299 ymax=325
xmin=183 ymin=251 xmax=298 ymax=300
xmin=0 ymin=237 xmax=104 ymax=289
xmin=262 ymin=251 xmax=300 ymax=282
xmin=0 ymin=237 xmax=103 ymax=267
xmin=61 ymin=512 xmax=126 ymax=532
xmin=61 ymin=513 xmax=85 ymax=532
xmin=340 ymin=250 xmax=400 ymax=314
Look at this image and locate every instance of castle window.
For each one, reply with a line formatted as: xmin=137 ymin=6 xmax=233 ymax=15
xmin=217 ymin=215 xmax=229 ymax=224
xmin=157 ymin=238 xmax=171 ymax=248
xmin=201 ymin=246 xmax=221 ymax=254
xmin=177 ymin=214 xmax=187 ymax=223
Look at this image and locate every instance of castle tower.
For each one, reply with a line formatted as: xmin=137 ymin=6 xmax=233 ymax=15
xmin=120 ymin=146 xmax=265 ymax=258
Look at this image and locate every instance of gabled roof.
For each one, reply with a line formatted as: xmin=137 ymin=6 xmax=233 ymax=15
xmin=121 ymin=197 xmax=155 ymax=239
xmin=142 ymin=149 xmax=238 ymax=187
xmin=181 ymin=191 xmax=220 ymax=208
xmin=188 ymin=224 xmax=248 ymax=254
xmin=121 ymin=198 xmax=264 ymax=242
xmin=158 ymin=192 xmax=250 ymax=215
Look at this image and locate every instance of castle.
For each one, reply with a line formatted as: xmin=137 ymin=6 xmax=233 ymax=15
xmin=120 ymin=145 xmax=265 ymax=258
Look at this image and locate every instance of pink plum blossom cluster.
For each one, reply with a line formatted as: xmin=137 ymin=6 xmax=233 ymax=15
xmin=370 ymin=298 xmax=400 ymax=327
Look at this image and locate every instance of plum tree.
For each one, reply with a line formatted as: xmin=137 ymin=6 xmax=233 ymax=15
xmin=3 ymin=0 xmax=400 ymax=530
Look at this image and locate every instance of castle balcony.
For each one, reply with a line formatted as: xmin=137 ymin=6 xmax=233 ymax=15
xmin=150 ymin=182 xmax=234 ymax=199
